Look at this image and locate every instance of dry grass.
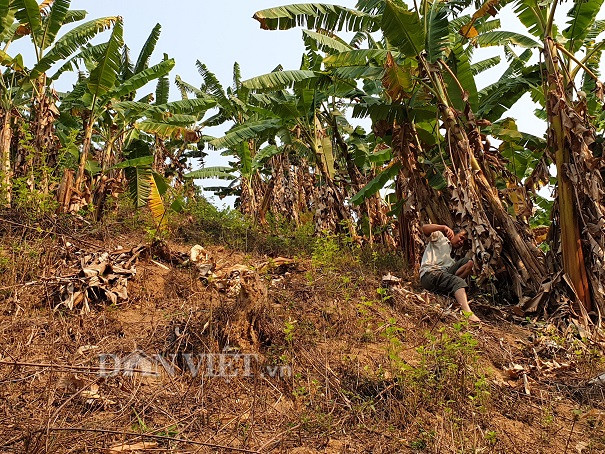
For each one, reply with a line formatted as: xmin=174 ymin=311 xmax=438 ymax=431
xmin=1 ymin=212 xmax=605 ymax=453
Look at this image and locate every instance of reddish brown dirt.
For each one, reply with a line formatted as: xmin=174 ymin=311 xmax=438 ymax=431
xmin=1 ymin=225 xmax=605 ymax=453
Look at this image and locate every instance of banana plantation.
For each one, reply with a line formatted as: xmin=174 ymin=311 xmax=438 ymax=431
xmin=2 ymin=0 xmax=605 ymax=322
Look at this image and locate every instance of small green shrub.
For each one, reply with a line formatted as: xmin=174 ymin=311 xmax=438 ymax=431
xmin=311 ymin=231 xmax=361 ymax=273
xmin=283 ymin=319 xmax=297 ymax=345
xmin=359 ymin=245 xmax=404 ymax=274
xmin=0 ymin=253 xmax=10 ymax=273
xmin=311 ymin=232 xmax=342 ymax=270
xmin=414 ymin=319 xmax=489 ymax=409
xmin=10 ymin=123 xmax=63 ymax=216
xmin=181 ymin=197 xmax=252 ymax=247
xmin=383 ymin=318 xmax=490 ymax=414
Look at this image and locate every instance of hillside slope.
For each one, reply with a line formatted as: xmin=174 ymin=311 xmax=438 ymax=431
xmin=1 ymin=215 xmax=604 ymax=453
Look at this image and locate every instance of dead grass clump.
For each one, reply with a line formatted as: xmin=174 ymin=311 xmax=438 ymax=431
xmin=212 ymin=270 xmax=270 ymax=352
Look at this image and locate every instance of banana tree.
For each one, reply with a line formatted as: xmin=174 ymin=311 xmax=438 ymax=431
xmin=240 ymin=67 xmax=351 ymax=231
xmin=234 ymin=30 xmax=400 ymax=236
xmin=180 ymin=58 xmax=353 ymax=227
xmin=58 ymin=18 xmax=185 ymax=192
xmin=382 ymin=0 xmax=548 ymax=295
xmin=250 ymin=1 xmax=447 ymax=251
xmin=57 ymin=44 xmax=216 ymax=216
xmin=18 ymin=0 xmax=115 ymax=178
xmin=0 ymin=0 xmax=116 ymax=206
xmin=303 ymin=28 xmax=397 ymax=242
xmin=0 ymin=56 xmax=27 ymax=207
xmin=511 ymin=0 xmax=605 ymax=316
xmin=178 ymin=62 xmax=286 ymax=222
xmin=72 ymin=17 xmax=123 ymax=190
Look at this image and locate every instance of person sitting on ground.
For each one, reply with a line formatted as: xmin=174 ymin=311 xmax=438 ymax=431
xmin=419 ymin=223 xmax=480 ymax=323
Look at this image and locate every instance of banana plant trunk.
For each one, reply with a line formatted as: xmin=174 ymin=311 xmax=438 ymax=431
xmin=258 ymin=175 xmax=276 ymax=225
xmin=543 ymin=38 xmax=593 ymax=312
xmin=269 ymin=155 xmax=314 ymax=226
xmin=102 ymin=137 xmax=116 ymax=172
xmin=75 ymin=118 xmax=95 ymax=191
xmin=417 ymin=57 xmax=547 ymax=300
xmin=393 ymin=121 xmax=446 ymax=271
xmin=0 ymin=109 xmax=12 ymax=208
xmin=240 ymin=172 xmax=268 ymax=223
xmin=306 ymin=126 xmax=353 ymax=235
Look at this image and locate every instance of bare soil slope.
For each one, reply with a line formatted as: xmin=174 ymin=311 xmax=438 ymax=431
xmin=1 ymin=217 xmax=605 ymax=453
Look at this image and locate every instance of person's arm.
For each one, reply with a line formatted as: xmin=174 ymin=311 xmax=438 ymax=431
xmin=422 ymin=223 xmax=454 ymax=241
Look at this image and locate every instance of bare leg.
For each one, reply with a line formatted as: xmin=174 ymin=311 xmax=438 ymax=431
xmin=454 ymin=288 xmax=480 ymax=323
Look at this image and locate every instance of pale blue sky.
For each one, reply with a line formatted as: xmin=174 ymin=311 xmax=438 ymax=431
xmin=63 ymin=1 xmax=358 ymax=96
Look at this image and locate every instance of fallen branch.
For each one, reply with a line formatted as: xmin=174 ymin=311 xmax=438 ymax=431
xmin=150 ymin=259 xmax=170 ymax=270
xmin=0 ymin=360 xmax=155 ymax=375
xmin=44 ymin=427 xmax=260 ymax=453
xmin=0 ymin=275 xmax=84 ymax=291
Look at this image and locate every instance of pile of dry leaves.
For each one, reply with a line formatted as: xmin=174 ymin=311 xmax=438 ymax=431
xmin=55 ymin=245 xmax=145 ymax=313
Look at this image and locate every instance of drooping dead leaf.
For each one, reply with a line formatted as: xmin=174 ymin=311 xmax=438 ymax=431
xmin=505 ymin=181 xmax=532 ymax=218
xmin=476 ymin=0 xmax=500 ymax=17
xmin=15 ymin=24 xmax=30 ymax=37
xmin=148 ymin=175 xmax=166 ymax=228
xmin=532 ymin=226 xmax=549 ymax=244
xmin=382 ymin=52 xmax=412 ymax=102
xmin=39 ymin=0 xmax=54 ymax=12
xmin=459 ymin=0 xmax=500 ymax=38
xmin=520 ymin=271 xmax=562 ymax=314
xmin=459 ymin=24 xmax=478 ymax=39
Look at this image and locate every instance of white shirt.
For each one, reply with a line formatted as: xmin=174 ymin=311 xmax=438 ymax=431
xmin=419 ymin=231 xmax=454 ymax=277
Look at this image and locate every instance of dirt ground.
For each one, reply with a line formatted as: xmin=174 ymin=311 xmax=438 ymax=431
xmin=1 ymin=217 xmax=605 ymax=453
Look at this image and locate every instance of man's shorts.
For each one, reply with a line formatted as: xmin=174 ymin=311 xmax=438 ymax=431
xmin=420 ymin=258 xmax=470 ymax=296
